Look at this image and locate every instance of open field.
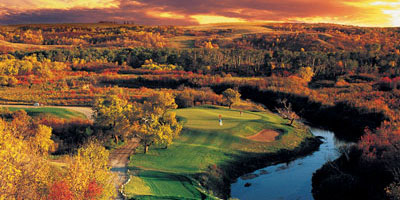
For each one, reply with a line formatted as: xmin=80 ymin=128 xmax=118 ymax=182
xmin=124 ymin=105 xmax=312 ymax=199
xmin=0 ymin=39 xmax=71 ymax=51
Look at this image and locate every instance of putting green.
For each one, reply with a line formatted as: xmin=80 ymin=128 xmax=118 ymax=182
xmin=175 ymin=106 xmax=262 ymax=130
xmin=125 ymin=105 xmax=312 ymax=199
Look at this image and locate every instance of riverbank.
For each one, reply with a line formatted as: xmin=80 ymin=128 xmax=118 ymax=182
xmin=211 ymin=134 xmax=322 ymax=199
xmin=231 ymin=128 xmax=340 ymax=199
xmin=123 ymin=106 xmax=322 ymax=199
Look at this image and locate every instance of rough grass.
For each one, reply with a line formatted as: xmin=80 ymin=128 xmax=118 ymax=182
xmin=7 ymin=107 xmax=87 ymax=119
xmin=125 ymin=105 xmax=312 ymax=199
xmin=0 ymin=40 xmax=69 ymax=51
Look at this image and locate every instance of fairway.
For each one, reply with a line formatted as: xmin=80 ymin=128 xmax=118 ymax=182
xmin=125 ymin=106 xmax=312 ymax=199
xmin=5 ymin=107 xmax=87 ymax=119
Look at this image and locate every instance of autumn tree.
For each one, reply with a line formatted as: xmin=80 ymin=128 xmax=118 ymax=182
xmin=0 ymin=109 xmax=115 ymax=199
xmin=93 ymin=95 xmax=133 ymax=144
xmin=84 ymin=180 xmax=104 ymax=200
xmin=48 ymin=180 xmax=74 ymax=200
xmin=65 ymin=141 xmax=116 ymax=200
xmin=135 ymin=92 xmax=182 ymax=153
xmin=297 ymin=66 xmax=314 ymax=83
xmin=222 ymin=88 xmax=241 ymax=109
xmin=30 ymin=124 xmax=54 ymax=155
xmin=276 ymin=99 xmax=300 ymax=126
xmin=0 ymin=118 xmax=52 ymax=199
xmin=175 ymin=89 xmax=195 ymax=108
xmin=93 ymin=92 xmax=182 ymax=154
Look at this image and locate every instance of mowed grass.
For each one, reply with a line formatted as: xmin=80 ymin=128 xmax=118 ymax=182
xmin=125 ymin=105 xmax=312 ymax=199
xmin=6 ymin=107 xmax=87 ymax=119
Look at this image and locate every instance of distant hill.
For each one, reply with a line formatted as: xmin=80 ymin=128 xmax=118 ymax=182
xmin=0 ymin=22 xmax=399 ymax=52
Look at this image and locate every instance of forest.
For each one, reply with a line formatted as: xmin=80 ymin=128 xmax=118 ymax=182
xmin=0 ymin=23 xmax=400 ymax=199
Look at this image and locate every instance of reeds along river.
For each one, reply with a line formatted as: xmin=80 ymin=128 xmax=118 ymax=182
xmin=231 ymin=127 xmax=351 ymax=200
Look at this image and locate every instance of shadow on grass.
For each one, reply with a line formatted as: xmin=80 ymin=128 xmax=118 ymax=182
xmin=111 ymin=167 xmax=127 ymax=173
xmin=126 ymin=169 xmax=210 ymax=200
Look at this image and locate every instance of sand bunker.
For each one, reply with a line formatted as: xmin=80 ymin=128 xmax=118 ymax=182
xmin=247 ymin=129 xmax=280 ymax=142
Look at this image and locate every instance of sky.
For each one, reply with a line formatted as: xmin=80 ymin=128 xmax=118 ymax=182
xmin=0 ymin=0 xmax=399 ymax=27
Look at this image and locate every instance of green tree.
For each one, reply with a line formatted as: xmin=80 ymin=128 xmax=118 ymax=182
xmin=222 ymin=88 xmax=241 ymax=109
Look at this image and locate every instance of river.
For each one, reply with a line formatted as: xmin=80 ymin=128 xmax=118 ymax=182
xmin=231 ymin=127 xmax=350 ymax=200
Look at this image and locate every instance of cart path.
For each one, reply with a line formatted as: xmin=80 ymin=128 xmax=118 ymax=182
xmin=110 ymin=139 xmax=139 ymax=200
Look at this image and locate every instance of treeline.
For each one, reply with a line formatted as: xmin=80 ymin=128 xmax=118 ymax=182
xmin=250 ymin=23 xmax=400 ymax=52
xmin=10 ymin=47 xmax=400 ymax=78
xmin=0 ymin=24 xmax=175 ymax=47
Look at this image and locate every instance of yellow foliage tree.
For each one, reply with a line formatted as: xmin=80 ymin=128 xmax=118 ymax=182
xmin=297 ymin=67 xmax=314 ymax=83
xmin=29 ymin=125 xmax=54 ymax=155
xmin=65 ymin=141 xmax=116 ymax=200
xmin=93 ymin=95 xmax=133 ymax=143
xmin=0 ymin=119 xmax=52 ymax=200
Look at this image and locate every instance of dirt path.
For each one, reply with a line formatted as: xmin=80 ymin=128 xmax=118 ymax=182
xmin=109 ymin=139 xmax=139 ymax=200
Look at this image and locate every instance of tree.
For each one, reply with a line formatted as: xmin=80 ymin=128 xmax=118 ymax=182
xmin=175 ymin=89 xmax=195 ymax=108
xmin=48 ymin=180 xmax=74 ymax=200
xmin=93 ymin=95 xmax=133 ymax=144
xmin=297 ymin=66 xmax=314 ymax=82
xmin=30 ymin=124 xmax=54 ymax=155
xmin=84 ymin=180 xmax=103 ymax=200
xmin=144 ymin=92 xmax=178 ymax=116
xmin=136 ymin=111 xmax=182 ymax=152
xmin=0 ymin=118 xmax=52 ymax=199
xmin=135 ymin=92 xmax=182 ymax=153
xmin=222 ymin=88 xmax=241 ymax=109
xmin=276 ymin=99 xmax=300 ymax=126
xmin=94 ymin=92 xmax=182 ymax=154
xmin=66 ymin=141 xmax=115 ymax=200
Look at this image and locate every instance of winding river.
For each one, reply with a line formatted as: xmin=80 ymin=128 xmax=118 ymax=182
xmin=231 ymin=127 xmax=350 ymax=200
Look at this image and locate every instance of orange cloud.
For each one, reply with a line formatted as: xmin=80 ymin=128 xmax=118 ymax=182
xmin=0 ymin=0 xmax=118 ymax=10
xmin=191 ymin=15 xmax=247 ymax=24
xmin=0 ymin=0 xmax=398 ymax=27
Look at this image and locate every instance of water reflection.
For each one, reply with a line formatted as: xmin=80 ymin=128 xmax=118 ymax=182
xmin=231 ymin=128 xmax=348 ymax=200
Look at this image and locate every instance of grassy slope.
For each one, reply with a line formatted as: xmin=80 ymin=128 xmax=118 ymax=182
xmin=6 ymin=107 xmax=87 ymax=119
xmin=169 ymin=23 xmax=273 ymax=48
xmin=0 ymin=39 xmax=71 ymax=51
xmin=125 ymin=106 xmax=313 ymax=199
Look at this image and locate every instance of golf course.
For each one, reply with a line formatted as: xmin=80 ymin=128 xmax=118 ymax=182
xmin=1 ymin=106 xmax=88 ymax=119
xmin=124 ymin=105 xmax=316 ymax=199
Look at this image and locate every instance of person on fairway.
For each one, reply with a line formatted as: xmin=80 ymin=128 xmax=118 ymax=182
xmin=219 ymin=114 xmax=223 ymax=126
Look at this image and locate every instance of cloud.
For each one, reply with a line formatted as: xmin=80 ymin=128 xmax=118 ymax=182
xmin=0 ymin=0 xmax=397 ymax=27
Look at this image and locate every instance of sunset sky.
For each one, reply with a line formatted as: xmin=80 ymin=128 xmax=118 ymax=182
xmin=0 ymin=0 xmax=399 ymax=27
